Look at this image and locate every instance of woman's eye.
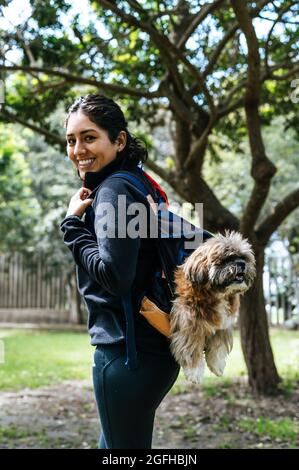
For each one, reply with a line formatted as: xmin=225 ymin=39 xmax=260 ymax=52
xmin=85 ymin=135 xmax=95 ymax=142
xmin=67 ymin=139 xmax=75 ymax=145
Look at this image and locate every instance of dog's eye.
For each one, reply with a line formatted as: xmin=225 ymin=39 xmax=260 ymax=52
xmin=223 ymin=255 xmax=239 ymax=263
xmin=223 ymin=256 xmax=234 ymax=262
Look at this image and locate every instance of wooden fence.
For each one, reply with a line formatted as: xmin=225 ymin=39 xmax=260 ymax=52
xmin=0 ymin=252 xmax=71 ymax=323
xmin=0 ymin=250 xmax=298 ymax=326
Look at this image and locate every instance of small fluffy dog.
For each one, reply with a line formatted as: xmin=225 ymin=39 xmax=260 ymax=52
xmin=169 ymin=231 xmax=256 ymax=383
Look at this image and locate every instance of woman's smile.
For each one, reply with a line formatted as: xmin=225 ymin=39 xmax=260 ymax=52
xmin=77 ymin=157 xmax=96 ymax=170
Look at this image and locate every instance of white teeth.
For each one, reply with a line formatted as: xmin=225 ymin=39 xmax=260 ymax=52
xmin=78 ymin=158 xmax=95 ymax=166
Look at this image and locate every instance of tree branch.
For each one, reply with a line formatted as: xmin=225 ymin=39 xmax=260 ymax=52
xmin=231 ymin=1 xmax=261 ymax=103
xmin=15 ymin=28 xmax=37 ymax=66
xmin=203 ymin=25 xmax=238 ymax=78
xmin=1 ymin=108 xmax=66 ymax=150
xmin=144 ymin=158 xmax=176 ymax=185
xmin=95 ymin=0 xmax=187 ymax=96
xmin=183 ymin=116 xmax=216 ymax=170
xmin=177 ymin=0 xmax=225 ymax=50
xmin=199 ymin=0 xmax=272 ymax=81
xmin=218 ymin=61 xmax=299 ymax=118
xmin=126 ymin=0 xmax=146 ymax=16
xmin=217 ymin=97 xmax=244 ymax=118
xmin=182 ymin=175 xmax=240 ymax=233
xmin=264 ymin=1 xmax=298 ymax=74
xmin=231 ymin=0 xmax=276 ymax=237
xmin=158 ymin=80 xmax=193 ymax=123
xmin=256 ymin=188 xmax=299 ymax=245
xmin=146 ymin=156 xmax=240 ymax=233
xmin=0 ymin=65 xmax=161 ymax=99
xmin=267 ymin=64 xmax=299 ymax=81
xmin=96 ymin=0 xmax=216 ymax=112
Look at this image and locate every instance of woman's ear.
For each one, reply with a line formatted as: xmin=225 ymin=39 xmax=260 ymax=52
xmin=117 ymin=130 xmax=127 ymax=152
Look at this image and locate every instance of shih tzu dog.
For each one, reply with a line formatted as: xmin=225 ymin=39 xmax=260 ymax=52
xmin=169 ymin=231 xmax=256 ymax=383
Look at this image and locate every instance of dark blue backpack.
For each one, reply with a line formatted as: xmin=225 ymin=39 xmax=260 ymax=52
xmin=107 ymin=168 xmax=214 ymax=370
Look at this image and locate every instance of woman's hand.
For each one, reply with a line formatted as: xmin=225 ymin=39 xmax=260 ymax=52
xmin=66 ymin=187 xmax=93 ymax=218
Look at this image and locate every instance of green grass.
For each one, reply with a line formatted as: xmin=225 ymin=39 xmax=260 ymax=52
xmin=200 ymin=328 xmax=299 ymax=394
xmin=0 ymin=327 xmax=298 ymax=392
xmin=218 ymin=442 xmax=232 ymax=449
xmin=205 ymin=328 xmax=299 ymax=379
xmin=0 ymin=329 xmax=92 ymax=390
xmin=0 ymin=425 xmax=40 ymax=440
xmin=237 ymin=417 xmax=298 ymax=445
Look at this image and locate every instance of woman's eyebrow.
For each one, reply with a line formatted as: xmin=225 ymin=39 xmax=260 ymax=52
xmin=66 ymin=128 xmax=98 ymax=137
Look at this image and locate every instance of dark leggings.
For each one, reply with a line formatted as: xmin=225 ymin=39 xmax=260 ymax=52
xmin=92 ymin=343 xmax=180 ymax=449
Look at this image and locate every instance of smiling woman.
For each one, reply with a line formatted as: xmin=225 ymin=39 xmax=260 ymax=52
xmin=64 ymin=94 xmax=147 ymax=175
xmin=60 ymin=94 xmax=179 ymax=449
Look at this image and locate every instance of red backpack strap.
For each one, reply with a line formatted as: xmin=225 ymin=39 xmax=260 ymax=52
xmin=143 ymin=171 xmax=169 ymax=207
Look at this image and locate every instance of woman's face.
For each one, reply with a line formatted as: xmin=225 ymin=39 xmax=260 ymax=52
xmin=66 ymin=110 xmax=126 ymax=179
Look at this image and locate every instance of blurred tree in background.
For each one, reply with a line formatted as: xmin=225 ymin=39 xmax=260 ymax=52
xmin=0 ymin=0 xmax=298 ymax=395
xmin=0 ymin=123 xmax=40 ymax=250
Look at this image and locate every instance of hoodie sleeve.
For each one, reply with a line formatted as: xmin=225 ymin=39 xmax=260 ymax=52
xmin=60 ymin=179 xmax=145 ymax=296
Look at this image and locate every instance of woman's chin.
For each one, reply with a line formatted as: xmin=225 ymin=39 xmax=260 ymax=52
xmin=78 ymin=169 xmax=86 ymax=180
xmin=78 ymin=167 xmax=95 ymax=179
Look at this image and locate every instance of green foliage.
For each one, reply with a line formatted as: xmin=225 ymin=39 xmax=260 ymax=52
xmin=0 ymin=124 xmax=41 ymax=251
xmin=29 ymin=0 xmax=71 ymax=29
xmin=0 ymin=1 xmax=298 ymax=268
xmin=1 ymin=0 xmax=298 ymax=207
xmin=0 ymin=109 xmax=79 ymax=269
xmin=1 ymin=0 xmax=297 ymax=140
xmin=6 ymin=73 xmax=74 ymax=130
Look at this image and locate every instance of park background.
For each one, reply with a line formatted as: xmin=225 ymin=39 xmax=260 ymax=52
xmin=0 ymin=0 xmax=298 ymax=449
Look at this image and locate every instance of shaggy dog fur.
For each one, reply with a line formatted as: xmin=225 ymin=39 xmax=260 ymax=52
xmin=169 ymin=231 xmax=256 ymax=383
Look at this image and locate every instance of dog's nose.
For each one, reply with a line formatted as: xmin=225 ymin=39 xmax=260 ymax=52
xmin=236 ymin=260 xmax=246 ymax=271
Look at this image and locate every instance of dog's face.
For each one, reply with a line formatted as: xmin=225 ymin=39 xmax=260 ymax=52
xmin=209 ymin=253 xmax=252 ymax=294
xmin=182 ymin=231 xmax=256 ymax=295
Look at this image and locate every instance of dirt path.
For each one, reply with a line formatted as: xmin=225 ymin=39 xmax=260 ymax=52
xmin=0 ymin=378 xmax=298 ymax=449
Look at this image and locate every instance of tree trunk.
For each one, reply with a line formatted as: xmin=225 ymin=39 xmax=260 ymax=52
xmin=239 ymin=246 xmax=281 ymax=395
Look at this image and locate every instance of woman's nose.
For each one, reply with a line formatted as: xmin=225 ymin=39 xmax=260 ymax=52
xmin=74 ymin=140 xmax=87 ymax=156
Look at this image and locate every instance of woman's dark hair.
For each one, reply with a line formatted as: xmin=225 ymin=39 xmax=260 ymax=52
xmin=65 ymin=94 xmax=148 ymax=166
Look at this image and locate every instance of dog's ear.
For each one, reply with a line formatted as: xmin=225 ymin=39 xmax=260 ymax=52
xmin=182 ymin=252 xmax=208 ymax=285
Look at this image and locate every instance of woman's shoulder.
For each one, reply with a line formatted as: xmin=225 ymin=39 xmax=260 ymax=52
xmin=93 ymin=167 xmax=150 ymax=206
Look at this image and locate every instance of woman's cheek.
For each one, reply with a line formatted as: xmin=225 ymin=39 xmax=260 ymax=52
xmin=69 ymin=149 xmax=76 ymax=163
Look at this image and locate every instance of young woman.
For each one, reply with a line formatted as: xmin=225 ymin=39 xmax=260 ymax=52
xmin=60 ymin=94 xmax=180 ymax=449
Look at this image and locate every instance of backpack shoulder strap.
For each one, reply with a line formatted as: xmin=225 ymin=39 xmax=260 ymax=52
xmin=87 ymin=169 xmax=159 ymax=205
xmin=108 ymin=170 xmax=159 ymax=203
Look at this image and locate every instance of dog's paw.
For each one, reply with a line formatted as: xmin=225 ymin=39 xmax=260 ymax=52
xmin=207 ymin=359 xmax=226 ymax=377
xmin=206 ymin=351 xmax=226 ymax=377
xmin=183 ymin=360 xmax=205 ymax=384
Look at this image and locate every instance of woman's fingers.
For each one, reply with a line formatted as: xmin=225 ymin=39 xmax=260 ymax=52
xmin=82 ymin=198 xmax=93 ymax=208
xmin=79 ymin=187 xmax=92 ymax=200
xmin=66 ymin=189 xmax=93 ymax=217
